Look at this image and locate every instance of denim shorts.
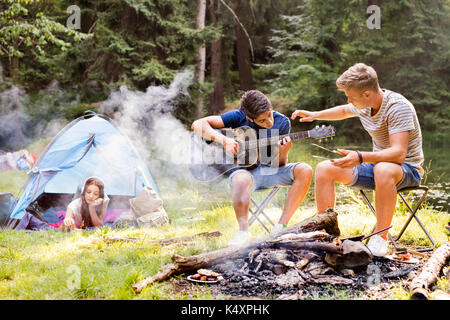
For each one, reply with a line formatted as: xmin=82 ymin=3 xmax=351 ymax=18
xmin=228 ymin=163 xmax=302 ymax=191
xmin=347 ymin=163 xmax=421 ymax=191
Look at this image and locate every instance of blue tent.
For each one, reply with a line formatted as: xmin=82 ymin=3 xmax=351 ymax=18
xmin=8 ymin=112 xmax=158 ymax=224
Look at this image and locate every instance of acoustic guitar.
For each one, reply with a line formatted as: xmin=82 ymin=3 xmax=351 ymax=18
xmin=189 ymin=125 xmax=335 ymax=182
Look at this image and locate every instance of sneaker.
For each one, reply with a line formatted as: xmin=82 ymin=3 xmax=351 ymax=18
xmin=228 ymin=230 xmax=250 ymax=247
xmin=366 ymin=235 xmax=388 ymax=257
xmin=270 ymin=223 xmax=286 ymax=236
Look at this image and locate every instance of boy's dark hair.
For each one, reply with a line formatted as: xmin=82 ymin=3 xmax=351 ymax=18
xmin=239 ymin=90 xmax=272 ymax=119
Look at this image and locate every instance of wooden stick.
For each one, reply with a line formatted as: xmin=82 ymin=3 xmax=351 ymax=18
xmin=410 ymin=241 xmax=450 ymax=300
xmin=93 ymin=231 xmax=222 ymax=246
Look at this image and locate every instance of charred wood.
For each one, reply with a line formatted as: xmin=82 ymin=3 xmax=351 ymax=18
xmin=410 ymin=241 xmax=450 ymax=300
xmin=132 ymin=210 xmax=339 ymax=293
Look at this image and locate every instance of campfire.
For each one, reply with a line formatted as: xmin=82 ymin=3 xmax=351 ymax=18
xmin=202 ymin=229 xmax=375 ymax=297
xmin=133 ymin=210 xmax=372 ymax=292
xmin=132 ymin=209 xmax=447 ymax=299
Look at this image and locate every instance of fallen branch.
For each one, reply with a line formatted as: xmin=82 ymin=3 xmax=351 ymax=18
xmin=410 ymin=241 xmax=450 ymax=300
xmin=309 ymin=275 xmax=354 ymax=286
xmin=131 ymin=210 xmax=339 ymax=293
xmin=385 ymin=266 xmax=417 ymax=279
xmin=93 ymin=231 xmax=221 ymax=246
xmin=280 ymin=209 xmax=340 ymax=237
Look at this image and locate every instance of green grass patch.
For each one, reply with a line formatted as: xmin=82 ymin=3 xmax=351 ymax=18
xmin=0 ymin=141 xmax=448 ymax=299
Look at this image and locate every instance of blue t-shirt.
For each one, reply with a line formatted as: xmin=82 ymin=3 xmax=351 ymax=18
xmin=220 ymin=109 xmax=291 ymax=136
xmin=220 ymin=109 xmax=291 ymax=165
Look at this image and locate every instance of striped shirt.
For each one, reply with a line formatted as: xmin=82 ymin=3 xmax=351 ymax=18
xmin=349 ymin=89 xmax=424 ymax=176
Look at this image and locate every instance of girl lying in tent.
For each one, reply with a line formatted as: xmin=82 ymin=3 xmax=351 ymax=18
xmin=62 ymin=176 xmax=110 ymax=231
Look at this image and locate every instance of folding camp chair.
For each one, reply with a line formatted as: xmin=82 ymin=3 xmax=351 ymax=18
xmin=248 ymin=186 xmax=282 ymax=233
xmin=359 ymin=185 xmax=436 ymax=252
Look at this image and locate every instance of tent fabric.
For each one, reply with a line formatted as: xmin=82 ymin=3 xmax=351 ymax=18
xmin=9 ymin=114 xmax=158 ymax=221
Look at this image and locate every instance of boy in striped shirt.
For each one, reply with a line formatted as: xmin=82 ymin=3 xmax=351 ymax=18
xmin=291 ymin=63 xmax=424 ymax=256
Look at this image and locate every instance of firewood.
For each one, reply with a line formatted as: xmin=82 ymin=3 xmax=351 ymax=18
xmin=304 ymin=261 xmax=329 ymax=274
xmin=276 ymin=231 xmax=332 ymax=241
xmin=277 ymin=210 xmax=340 ymax=237
xmin=131 ymin=263 xmax=178 ymax=293
xmin=309 ymin=275 xmax=354 ymax=285
xmin=265 ymin=240 xmax=342 ymax=254
xmin=131 ymin=210 xmax=339 ymax=293
xmin=248 ymin=249 xmax=260 ymax=264
xmin=93 ymin=236 xmax=139 ymax=243
xmin=410 ymin=241 xmax=450 ymax=300
xmin=296 ymin=258 xmax=310 ymax=269
xmin=340 ymin=269 xmax=355 ymax=277
xmin=156 ymin=232 xmax=222 ymax=245
xmin=278 ymin=259 xmax=296 ymax=268
xmin=93 ymin=231 xmax=221 ymax=246
xmin=385 ymin=266 xmax=417 ymax=279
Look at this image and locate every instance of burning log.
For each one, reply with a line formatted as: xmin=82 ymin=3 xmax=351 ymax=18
xmin=410 ymin=241 xmax=450 ymax=300
xmin=279 ymin=209 xmax=340 ymax=237
xmin=131 ymin=210 xmax=340 ymax=293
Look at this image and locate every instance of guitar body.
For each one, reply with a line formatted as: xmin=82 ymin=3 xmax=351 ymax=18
xmin=189 ymin=126 xmax=260 ymax=182
xmin=189 ymin=124 xmax=335 ymax=182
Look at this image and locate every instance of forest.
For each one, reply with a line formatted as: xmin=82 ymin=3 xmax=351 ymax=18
xmin=0 ymin=0 xmax=449 ymax=301
xmin=0 ymin=0 xmax=449 ymax=148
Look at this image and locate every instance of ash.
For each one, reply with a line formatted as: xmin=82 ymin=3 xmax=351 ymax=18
xmin=210 ymin=253 xmax=422 ymax=300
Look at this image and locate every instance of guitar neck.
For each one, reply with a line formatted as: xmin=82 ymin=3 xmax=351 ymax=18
xmin=246 ymin=130 xmax=310 ymax=149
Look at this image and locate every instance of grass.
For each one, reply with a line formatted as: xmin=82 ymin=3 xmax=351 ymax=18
xmin=0 ymin=142 xmax=448 ymax=300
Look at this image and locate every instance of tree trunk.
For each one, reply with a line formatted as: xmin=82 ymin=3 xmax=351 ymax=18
xmin=10 ymin=42 xmax=19 ymax=84
xmin=208 ymin=0 xmax=225 ymax=115
xmin=195 ymin=0 xmax=207 ymax=118
xmin=368 ymin=0 xmax=383 ymax=5
xmin=234 ymin=1 xmax=253 ymax=91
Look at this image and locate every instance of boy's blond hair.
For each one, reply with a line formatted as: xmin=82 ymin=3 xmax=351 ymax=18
xmin=336 ymin=63 xmax=380 ymax=92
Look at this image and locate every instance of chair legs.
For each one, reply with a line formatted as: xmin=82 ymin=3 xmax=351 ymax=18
xmin=248 ymin=186 xmax=280 ymax=233
xmin=359 ymin=186 xmax=436 ymax=252
xmin=359 ymin=190 xmax=398 ymax=247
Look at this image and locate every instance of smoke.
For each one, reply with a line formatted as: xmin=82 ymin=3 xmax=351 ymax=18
xmin=0 ymin=70 xmax=200 ymax=192
xmin=101 ymin=70 xmax=195 ymax=184
xmin=0 ymin=86 xmax=29 ymax=149
xmin=0 ymin=83 xmax=70 ymax=151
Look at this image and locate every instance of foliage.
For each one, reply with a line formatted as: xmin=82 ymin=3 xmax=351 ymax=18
xmin=341 ymin=0 xmax=450 ymax=143
xmin=56 ymin=0 xmax=219 ymax=102
xmin=0 ymin=0 xmax=89 ymax=85
xmin=0 ymin=0 xmax=448 ymax=135
xmin=263 ymin=1 xmax=348 ymax=109
xmin=261 ymin=0 xmax=450 ymax=142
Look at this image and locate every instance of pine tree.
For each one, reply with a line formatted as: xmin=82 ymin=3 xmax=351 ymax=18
xmin=0 ymin=0 xmax=88 ymax=86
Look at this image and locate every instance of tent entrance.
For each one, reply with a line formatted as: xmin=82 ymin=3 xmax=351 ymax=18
xmin=10 ymin=193 xmax=134 ymax=230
